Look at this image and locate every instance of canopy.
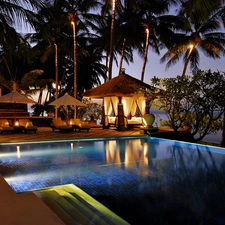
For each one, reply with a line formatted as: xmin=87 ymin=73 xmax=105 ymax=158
xmin=0 ymin=91 xmax=36 ymax=104
xmin=83 ymin=73 xmax=162 ymax=130
xmin=83 ymin=73 xmax=157 ymax=98
xmin=49 ymin=93 xmax=86 ymax=106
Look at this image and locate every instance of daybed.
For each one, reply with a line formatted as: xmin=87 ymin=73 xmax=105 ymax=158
xmin=50 ymin=118 xmax=73 ymax=132
xmin=70 ymin=119 xmax=91 ymax=132
xmin=0 ymin=119 xmax=14 ymax=134
xmin=127 ymin=117 xmax=143 ymax=127
xmin=108 ymin=116 xmax=116 ymax=126
xmin=108 ymin=116 xmax=143 ymax=128
xmin=18 ymin=119 xmax=38 ymax=133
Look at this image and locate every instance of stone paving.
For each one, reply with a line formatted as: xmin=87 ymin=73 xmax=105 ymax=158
xmin=0 ymin=126 xmax=145 ymax=144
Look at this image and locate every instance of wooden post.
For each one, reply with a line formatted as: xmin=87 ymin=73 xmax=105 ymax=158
xmin=117 ymin=97 xmax=125 ymax=131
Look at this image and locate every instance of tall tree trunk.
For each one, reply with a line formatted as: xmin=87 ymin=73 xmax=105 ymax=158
xmin=105 ymin=52 xmax=109 ymax=83
xmin=118 ymin=38 xmax=126 ymax=75
xmin=54 ymin=43 xmax=58 ymax=119
xmin=69 ymin=12 xmax=77 ymax=118
xmin=141 ymin=27 xmax=150 ymax=82
xmin=182 ymin=45 xmax=194 ymax=76
xmin=108 ymin=0 xmax=116 ymax=80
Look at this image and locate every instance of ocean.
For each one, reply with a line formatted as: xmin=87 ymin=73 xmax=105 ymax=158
xmin=151 ymin=108 xmax=222 ymax=144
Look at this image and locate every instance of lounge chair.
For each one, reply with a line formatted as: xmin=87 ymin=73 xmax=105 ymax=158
xmin=50 ymin=118 xmax=73 ymax=132
xmin=18 ymin=119 xmax=37 ymax=133
xmin=70 ymin=119 xmax=91 ymax=132
xmin=0 ymin=119 xmax=14 ymax=134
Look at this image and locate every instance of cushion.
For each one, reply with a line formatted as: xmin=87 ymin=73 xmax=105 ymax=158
xmin=108 ymin=116 xmax=116 ymax=124
xmin=52 ymin=119 xmax=63 ymax=127
xmin=81 ymin=121 xmax=89 ymax=126
xmin=18 ymin=119 xmax=30 ymax=127
xmin=70 ymin=119 xmax=81 ymax=125
xmin=25 ymin=122 xmax=33 ymax=128
xmin=1 ymin=121 xmax=9 ymax=127
xmin=61 ymin=121 xmax=67 ymax=126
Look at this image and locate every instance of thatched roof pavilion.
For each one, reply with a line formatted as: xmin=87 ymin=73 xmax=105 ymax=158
xmin=83 ymin=73 xmax=155 ymax=98
xmin=83 ymin=73 xmax=160 ymax=130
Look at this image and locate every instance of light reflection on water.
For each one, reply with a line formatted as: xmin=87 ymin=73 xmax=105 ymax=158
xmin=1 ymin=137 xmax=225 ymax=224
xmin=0 ymin=137 xmax=224 ymax=192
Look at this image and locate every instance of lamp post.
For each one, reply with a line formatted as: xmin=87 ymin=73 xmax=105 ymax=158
xmin=69 ymin=13 xmax=77 ymax=118
xmin=108 ymin=0 xmax=116 ymax=80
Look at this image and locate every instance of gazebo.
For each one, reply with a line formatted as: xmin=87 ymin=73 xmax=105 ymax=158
xmin=83 ymin=73 xmax=160 ymax=131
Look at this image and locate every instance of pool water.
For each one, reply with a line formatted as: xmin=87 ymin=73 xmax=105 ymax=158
xmin=1 ymin=137 xmax=225 ymax=225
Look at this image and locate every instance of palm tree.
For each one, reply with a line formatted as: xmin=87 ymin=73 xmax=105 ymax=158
xmin=0 ymin=0 xmax=46 ymax=45
xmin=161 ymin=0 xmax=225 ymax=76
xmin=101 ymin=0 xmax=133 ymax=80
xmin=118 ymin=0 xmax=179 ymax=82
xmin=108 ymin=0 xmax=116 ymax=80
xmin=0 ymin=34 xmax=32 ymax=92
xmin=91 ymin=10 xmax=133 ymax=80
xmin=56 ymin=0 xmax=100 ymax=99
xmin=26 ymin=1 xmax=72 ymax=104
xmin=28 ymin=1 xmax=107 ymax=96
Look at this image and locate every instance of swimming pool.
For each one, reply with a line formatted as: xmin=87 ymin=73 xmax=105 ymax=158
xmin=1 ymin=137 xmax=225 ymax=224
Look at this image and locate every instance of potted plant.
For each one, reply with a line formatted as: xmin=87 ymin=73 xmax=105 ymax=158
xmin=136 ymin=87 xmax=160 ymax=127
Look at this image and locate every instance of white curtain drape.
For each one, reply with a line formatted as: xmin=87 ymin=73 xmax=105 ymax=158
xmin=137 ymin=97 xmax=146 ymax=116
xmin=130 ymin=98 xmax=137 ymax=116
xmin=111 ymin=97 xmax=119 ymax=126
xmin=104 ymin=97 xmax=112 ymax=126
xmin=104 ymin=96 xmax=146 ymax=127
xmin=122 ymin=97 xmax=134 ymax=127
xmin=111 ymin=97 xmax=119 ymax=116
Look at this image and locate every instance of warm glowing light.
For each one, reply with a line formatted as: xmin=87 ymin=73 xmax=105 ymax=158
xmin=15 ymin=121 xmax=19 ymax=126
xmin=16 ymin=146 xmax=20 ymax=159
xmin=143 ymin=118 xmax=147 ymax=126
xmin=105 ymin=140 xmax=121 ymax=165
xmin=112 ymin=0 xmax=116 ymax=10
xmin=70 ymin=143 xmax=74 ymax=151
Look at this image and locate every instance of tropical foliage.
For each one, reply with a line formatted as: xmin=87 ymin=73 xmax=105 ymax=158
xmin=161 ymin=0 xmax=225 ymax=76
xmin=151 ymin=70 xmax=225 ymax=142
xmin=0 ymin=0 xmax=225 ymax=99
xmin=0 ymin=0 xmax=225 ymax=144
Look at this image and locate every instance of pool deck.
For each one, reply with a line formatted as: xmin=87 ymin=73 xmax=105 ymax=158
xmin=0 ymin=126 xmax=145 ymax=144
xmin=0 ymin=126 xmax=143 ymax=225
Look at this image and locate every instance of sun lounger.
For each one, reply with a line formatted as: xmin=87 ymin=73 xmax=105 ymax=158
xmin=50 ymin=118 xmax=73 ymax=132
xmin=0 ymin=119 xmax=14 ymax=134
xmin=70 ymin=119 xmax=91 ymax=132
xmin=18 ymin=119 xmax=38 ymax=133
